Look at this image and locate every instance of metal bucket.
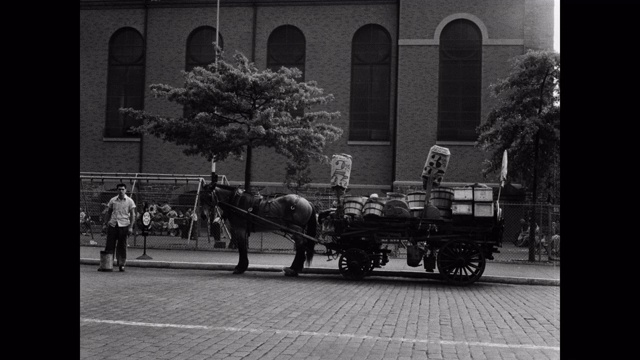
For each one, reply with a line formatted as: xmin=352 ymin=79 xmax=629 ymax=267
xmin=406 ymin=244 xmax=423 ymax=267
xmin=98 ymin=251 xmax=114 ymax=272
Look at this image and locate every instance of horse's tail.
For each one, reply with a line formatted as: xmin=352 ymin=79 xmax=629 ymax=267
xmin=304 ymin=206 xmax=317 ymax=267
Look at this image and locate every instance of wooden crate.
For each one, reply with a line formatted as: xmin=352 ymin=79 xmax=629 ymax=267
xmin=453 ymin=188 xmax=473 ymax=201
xmin=474 ymin=202 xmax=494 ymax=217
xmin=473 ymin=188 xmax=493 ymax=202
xmin=452 ymin=201 xmax=473 ymax=215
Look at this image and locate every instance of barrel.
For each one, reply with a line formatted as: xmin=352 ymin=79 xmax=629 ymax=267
xmin=430 ymin=187 xmax=454 ymax=210
xmin=363 ymin=200 xmax=384 ymax=217
xmin=343 ymin=196 xmax=367 ymax=217
xmin=410 ymin=207 xmax=424 ymax=218
xmin=407 ymin=191 xmax=427 ymax=208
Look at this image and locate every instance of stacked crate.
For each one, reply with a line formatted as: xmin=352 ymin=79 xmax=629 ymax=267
xmin=451 ymin=185 xmax=494 ymax=223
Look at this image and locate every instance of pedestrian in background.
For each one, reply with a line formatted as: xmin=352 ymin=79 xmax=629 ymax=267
xmin=80 ymin=207 xmax=90 ymax=236
xmin=104 ymin=183 xmax=136 ymax=272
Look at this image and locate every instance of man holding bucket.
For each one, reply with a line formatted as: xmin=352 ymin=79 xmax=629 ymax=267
xmin=102 ymin=183 xmax=136 ymax=272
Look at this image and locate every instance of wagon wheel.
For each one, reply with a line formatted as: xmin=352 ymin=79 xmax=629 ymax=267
xmin=436 ymin=239 xmax=485 ymax=285
xmin=338 ymin=248 xmax=371 ymax=280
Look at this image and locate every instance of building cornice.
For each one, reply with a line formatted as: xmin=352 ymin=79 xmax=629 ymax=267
xmin=80 ymin=0 xmax=397 ymax=10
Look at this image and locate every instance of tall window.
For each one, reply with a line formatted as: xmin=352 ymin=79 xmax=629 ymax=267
xmin=105 ymin=27 xmax=145 ymax=138
xmin=184 ymin=26 xmax=223 ymax=117
xmin=267 ymin=25 xmax=306 ymax=118
xmin=437 ymin=19 xmax=482 ymax=142
xmin=349 ymin=24 xmax=391 ymax=141
xmin=186 ymin=26 xmax=223 ymax=72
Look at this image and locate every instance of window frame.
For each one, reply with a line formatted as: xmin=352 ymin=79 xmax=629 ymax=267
xmin=104 ymin=27 xmax=146 ymax=139
xmin=267 ymin=25 xmax=306 ymax=118
xmin=436 ymin=19 xmax=483 ymax=142
xmin=348 ymin=24 xmax=392 ymax=142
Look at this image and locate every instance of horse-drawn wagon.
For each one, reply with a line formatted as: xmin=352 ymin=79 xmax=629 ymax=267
xmin=315 ymin=186 xmax=503 ymax=285
xmin=199 ymin=146 xmax=505 ymax=286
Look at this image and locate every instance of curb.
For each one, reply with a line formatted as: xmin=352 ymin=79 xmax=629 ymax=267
xmin=81 ymin=258 xmax=559 ymax=286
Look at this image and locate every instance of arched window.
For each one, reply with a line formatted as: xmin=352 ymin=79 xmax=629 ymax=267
xmin=184 ymin=26 xmax=223 ymax=117
xmin=105 ymin=27 xmax=145 ymax=138
xmin=437 ymin=19 xmax=482 ymax=142
xmin=186 ymin=26 xmax=223 ymax=72
xmin=349 ymin=24 xmax=392 ymax=141
xmin=267 ymin=25 xmax=306 ymax=118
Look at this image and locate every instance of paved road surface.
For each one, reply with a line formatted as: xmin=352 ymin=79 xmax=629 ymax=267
xmin=80 ymin=265 xmax=560 ymax=360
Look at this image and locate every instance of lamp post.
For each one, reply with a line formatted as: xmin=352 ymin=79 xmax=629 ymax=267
xmin=211 ymin=0 xmax=221 ymax=183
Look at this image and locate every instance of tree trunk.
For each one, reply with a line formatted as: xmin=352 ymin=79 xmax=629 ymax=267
xmin=244 ymin=143 xmax=253 ymax=192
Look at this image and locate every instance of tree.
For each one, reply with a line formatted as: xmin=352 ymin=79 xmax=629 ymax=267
xmin=476 ymin=49 xmax=560 ymax=261
xmin=122 ymin=51 xmax=343 ymax=192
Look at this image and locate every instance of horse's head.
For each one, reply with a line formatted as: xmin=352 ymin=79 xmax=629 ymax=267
xmin=200 ymin=182 xmax=239 ymax=217
xmin=199 ymin=182 xmax=217 ymax=211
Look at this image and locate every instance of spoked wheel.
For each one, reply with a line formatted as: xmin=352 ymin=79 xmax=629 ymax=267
xmin=338 ymin=248 xmax=371 ymax=280
xmin=436 ymin=239 xmax=486 ymax=285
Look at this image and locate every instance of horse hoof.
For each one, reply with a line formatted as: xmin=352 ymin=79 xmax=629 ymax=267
xmin=283 ymin=268 xmax=298 ymax=277
xmin=233 ymin=269 xmax=245 ymax=274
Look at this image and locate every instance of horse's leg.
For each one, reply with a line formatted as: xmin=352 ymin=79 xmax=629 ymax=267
xmin=284 ymin=226 xmax=306 ymax=277
xmin=232 ymin=227 xmax=249 ymax=274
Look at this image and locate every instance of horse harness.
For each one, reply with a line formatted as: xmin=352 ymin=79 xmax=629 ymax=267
xmin=214 ymin=187 xmax=304 ymax=229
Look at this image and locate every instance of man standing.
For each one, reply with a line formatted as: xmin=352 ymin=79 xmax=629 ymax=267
xmin=104 ymin=183 xmax=136 ymax=272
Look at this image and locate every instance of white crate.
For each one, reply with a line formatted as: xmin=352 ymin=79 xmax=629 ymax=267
xmin=474 ymin=202 xmax=494 ymax=217
xmin=453 ymin=188 xmax=473 ymax=201
xmin=473 ymin=188 xmax=493 ymax=202
xmin=452 ymin=202 xmax=473 ymax=215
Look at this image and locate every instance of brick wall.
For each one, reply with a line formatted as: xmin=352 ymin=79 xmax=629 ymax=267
xmin=80 ymin=0 xmax=553 ymax=189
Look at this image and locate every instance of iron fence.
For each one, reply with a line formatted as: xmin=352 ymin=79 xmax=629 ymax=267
xmin=81 ymin=181 xmax=559 ymax=264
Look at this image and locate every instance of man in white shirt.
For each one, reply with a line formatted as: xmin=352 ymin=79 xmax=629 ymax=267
xmin=104 ymin=183 xmax=136 ymax=272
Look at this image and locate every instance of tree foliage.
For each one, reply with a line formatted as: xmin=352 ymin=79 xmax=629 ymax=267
xmin=477 ymin=49 xmax=560 ymax=202
xmin=122 ymin=51 xmax=343 ymax=191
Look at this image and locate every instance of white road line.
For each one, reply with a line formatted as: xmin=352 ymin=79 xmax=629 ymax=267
xmin=81 ymin=318 xmax=559 ymax=352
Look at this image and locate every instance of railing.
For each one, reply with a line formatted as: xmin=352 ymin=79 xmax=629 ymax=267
xmin=81 ymin=174 xmax=559 ymax=264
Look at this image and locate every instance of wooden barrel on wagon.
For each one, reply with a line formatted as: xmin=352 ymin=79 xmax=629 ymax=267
xmin=407 ymin=191 xmax=427 ymax=208
xmin=430 ymin=187 xmax=454 ymax=219
xmin=343 ymin=196 xmax=367 ymax=217
xmin=362 ymin=199 xmax=385 ymax=217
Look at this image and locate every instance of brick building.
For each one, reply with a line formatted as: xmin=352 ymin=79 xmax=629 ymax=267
xmin=80 ymin=0 xmax=554 ymax=196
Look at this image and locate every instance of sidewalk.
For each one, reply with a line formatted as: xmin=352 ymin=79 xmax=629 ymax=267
xmin=80 ymin=245 xmax=559 ymax=286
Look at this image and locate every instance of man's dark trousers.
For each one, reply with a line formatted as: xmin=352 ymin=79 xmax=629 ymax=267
xmin=105 ymin=225 xmax=128 ymax=266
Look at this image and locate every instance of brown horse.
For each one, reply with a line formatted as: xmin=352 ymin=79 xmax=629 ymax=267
xmin=200 ymin=183 xmax=317 ymax=276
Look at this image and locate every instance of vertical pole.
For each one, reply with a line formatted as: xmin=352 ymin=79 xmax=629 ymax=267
xmin=212 ymin=0 xmax=220 ymax=184
xmin=131 ymin=174 xmax=138 ymax=247
xmin=211 ymin=158 xmax=217 ymax=184
xmin=188 ymin=179 xmax=203 ymax=249
xmin=421 ymin=176 xmax=434 ymax=218
xmin=216 ymin=0 xmax=220 ymax=60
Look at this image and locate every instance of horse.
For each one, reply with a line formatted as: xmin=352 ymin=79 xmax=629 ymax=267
xmin=199 ymin=183 xmax=317 ymax=277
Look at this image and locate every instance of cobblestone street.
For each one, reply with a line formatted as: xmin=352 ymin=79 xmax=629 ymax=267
xmin=80 ymin=265 xmax=559 ymax=359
